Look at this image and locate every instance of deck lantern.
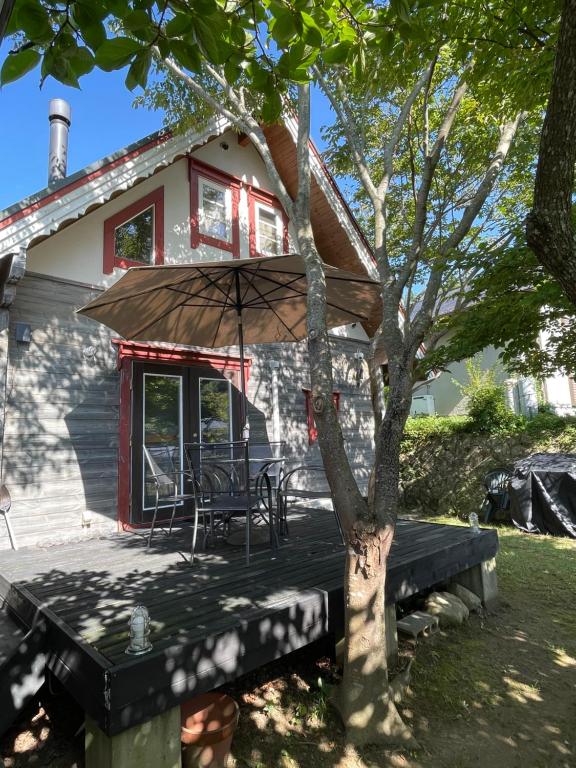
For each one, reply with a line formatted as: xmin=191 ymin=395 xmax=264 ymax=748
xmin=468 ymin=512 xmax=480 ymax=534
xmin=126 ymin=605 xmax=153 ymax=655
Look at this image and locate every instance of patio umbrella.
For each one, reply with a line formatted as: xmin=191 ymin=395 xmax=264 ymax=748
xmin=78 ymin=253 xmax=382 ymax=431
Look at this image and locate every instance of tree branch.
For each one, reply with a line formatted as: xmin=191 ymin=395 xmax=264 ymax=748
xmin=377 ymin=61 xmax=436 ymax=197
xmin=314 ymin=66 xmax=379 ymax=201
xmin=441 ymin=112 xmax=524 ymax=254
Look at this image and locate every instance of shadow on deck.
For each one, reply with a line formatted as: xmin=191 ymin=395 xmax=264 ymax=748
xmin=0 ymin=509 xmax=498 ymax=735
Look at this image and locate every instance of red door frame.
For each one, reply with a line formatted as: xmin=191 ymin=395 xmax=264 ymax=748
xmin=114 ymin=340 xmax=251 ymax=530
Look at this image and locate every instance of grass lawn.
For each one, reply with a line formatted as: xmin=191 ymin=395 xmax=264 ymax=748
xmin=2 ymin=519 xmax=575 ymax=767
xmin=226 ymin=518 xmax=576 ymax=768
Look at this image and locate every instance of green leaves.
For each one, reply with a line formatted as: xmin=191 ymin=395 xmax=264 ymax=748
xmin=15 ymin=1 xmax=52 ymax=42
xmin=126 ymin=49 xmax=151 ymax=90
xmin=169 ymin=41 xmax=202 ymax=73
xmin=1 ymin=48 xmax=40 ymax=85
xmin=72 ymin=4 xmax=107 ymax=51
xmin=95 ymin=37 xmax=143 ymax=71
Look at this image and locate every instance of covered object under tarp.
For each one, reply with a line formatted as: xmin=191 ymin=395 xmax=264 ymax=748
xmin=509 ymin=453 xmax=576 ymax=538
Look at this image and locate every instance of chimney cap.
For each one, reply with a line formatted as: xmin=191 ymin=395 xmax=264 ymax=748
xmin=49 ymin=98 xmax=71 ymax=125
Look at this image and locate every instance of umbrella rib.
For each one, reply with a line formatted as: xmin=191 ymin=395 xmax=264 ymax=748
xmin=210 ymin=269 xmax=237 ymax=348
xmin=245 ymin=277 xmax=301 ymax=342
xmin=241 ymin=274 xmax=308 ymax=308
xmin=193 ymin=264 xmax=238 ymax=304
xmin=80 ymin=270 xmax=233 ymax=311
xmin=252 ymin=293 xmax=373 ymax=321
xmin=238 ymin=260 xmax=266 ymax=306
xmin=167 ymin=288 xmax=231 ymax=308
xmin=126 ymin=292 xmax=194 ymax=339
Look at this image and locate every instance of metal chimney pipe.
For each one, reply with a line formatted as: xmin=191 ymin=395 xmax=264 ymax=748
xmin=48 ymin=98 xmax=71 ymax=184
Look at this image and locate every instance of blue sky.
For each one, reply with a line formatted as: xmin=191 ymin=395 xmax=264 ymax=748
xmin=0 ymin=42 xmax=331 ymax=212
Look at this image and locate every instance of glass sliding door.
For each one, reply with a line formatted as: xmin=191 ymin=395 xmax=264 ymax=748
xmin=130 ymin=362 xmax=240 ymax=524
xmin=199 ymin=378 xmax=233 ymax=443
xmin=142 ymin=372 xmax=183 ymax=511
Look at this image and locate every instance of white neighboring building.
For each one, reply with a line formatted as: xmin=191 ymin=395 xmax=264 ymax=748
xmin=412 ymin=343 xmax=575 ymax=418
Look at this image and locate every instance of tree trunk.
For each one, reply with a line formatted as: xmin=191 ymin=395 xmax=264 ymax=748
xmin=335 ymin=373 xmax=415 ymax=747
xmin=336 ymin=520 xmax=415 ymax=747
xmin=526 ymin=0 xmax=576 ymax=306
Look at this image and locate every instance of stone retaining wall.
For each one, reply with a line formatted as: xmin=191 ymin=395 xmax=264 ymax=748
xmin=399 ymin=427 xmax=576 ymax=519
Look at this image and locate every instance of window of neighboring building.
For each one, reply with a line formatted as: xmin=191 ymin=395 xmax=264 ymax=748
xmin=248 ymin=187 xmax=288 ymax=258
xmin=103 ymin=187 xmax=164 ymax=273
xmin=302 ymin=388 xmax=341 ymax=445
xmin=569 ymin=376 xmax=576 ymax=407
xmin=190 ymin=158 xmax=240 ymax=257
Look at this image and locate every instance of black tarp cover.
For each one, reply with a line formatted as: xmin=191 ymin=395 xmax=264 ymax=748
xmin=509 ymin=453 xmax=576 ymax=538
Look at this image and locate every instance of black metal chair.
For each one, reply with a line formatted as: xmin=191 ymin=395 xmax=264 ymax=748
xmin=481 ymin=468 xmax=512 ymax=523
xmin=143 ymin=445 xmax=196 ymax=548
xmin=278 ymin=465 xmax=343 ymax=543
xmin=184 ymin=440 xmax=277 ymax=565
xmin=249 ymin=441 xmax=286 ymax=512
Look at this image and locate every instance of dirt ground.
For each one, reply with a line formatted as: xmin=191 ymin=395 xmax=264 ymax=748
xmin=2 ymin=521 xmax=575 ymax=768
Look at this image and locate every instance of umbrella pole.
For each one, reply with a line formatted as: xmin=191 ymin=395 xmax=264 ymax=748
xmin=235 ymin=272 xmax=248 ymax=438
xmin=235 ymin=272 xmax=250 ymax=565
xmin=237 ymin=312 xmax=247 ymax=437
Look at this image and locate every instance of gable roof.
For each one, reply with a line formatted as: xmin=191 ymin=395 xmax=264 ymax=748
xmin=0 ymin=116 xmax=375 ymax=280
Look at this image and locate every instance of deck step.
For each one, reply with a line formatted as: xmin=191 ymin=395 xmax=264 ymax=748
xmin=0 ymin=609 xmax=47 ymax=738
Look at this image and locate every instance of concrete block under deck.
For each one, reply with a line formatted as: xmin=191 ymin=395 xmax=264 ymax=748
xmin=86 ymin=709 xmax=181 ymax=768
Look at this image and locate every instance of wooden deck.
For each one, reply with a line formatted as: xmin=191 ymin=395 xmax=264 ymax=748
xmin=0 ymin=510 xmax=498 ymax=735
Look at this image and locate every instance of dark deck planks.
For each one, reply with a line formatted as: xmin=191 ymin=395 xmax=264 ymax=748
xmin=0 ymin=512 xmax=498 ymax=735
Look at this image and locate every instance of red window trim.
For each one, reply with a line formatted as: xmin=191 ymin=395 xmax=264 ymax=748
xmin=247 ymin=185 xmax=289 ymax=258
xmin=114 ymin=339 xmax=251 ymax=531
xmin=302 ymin=388 xmax=341 ymax=446
xmin=103 ymin=186 xmax=164 ymax=274
xmin=189 ymin=158 xmax=241 ymax=257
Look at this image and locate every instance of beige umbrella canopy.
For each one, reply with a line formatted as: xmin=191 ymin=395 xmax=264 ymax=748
xmin=78 ymin=253 xmax=382 ymax=428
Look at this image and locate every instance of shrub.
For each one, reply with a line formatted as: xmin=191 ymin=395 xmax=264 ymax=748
xmin=457 ymin=359 xmax=522 ymax=434
xmin=526 ymin=411 xmax=575 ymax=434
xmin=403 ymin=414 xmax=471 ymax=445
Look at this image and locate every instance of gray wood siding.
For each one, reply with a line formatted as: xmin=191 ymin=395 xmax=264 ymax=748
xmin=1 ymin=274 xmax=118 ymax=549
xmin=0 ymin=274 xmax=374 ymax=549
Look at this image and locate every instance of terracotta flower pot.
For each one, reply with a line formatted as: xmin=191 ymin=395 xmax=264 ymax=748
xmin=181 ymin=692 xmax=239 ymax=768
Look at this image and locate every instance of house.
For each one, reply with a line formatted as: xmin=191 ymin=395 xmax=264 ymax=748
xmin=0 ymin=101 xmax=378 ymax=551
xmin=0 ymin=103 xmax=503 ymax=763
xmin=415 ymin=347 xmax=575 ymax=418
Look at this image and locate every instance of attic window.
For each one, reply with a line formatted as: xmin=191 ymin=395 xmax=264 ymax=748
xmin=103 ymin=187 xmax=164 ymax=274
xmin=190 ymin=158 xmax=240 ymax=257
xmin=248 ymin=186 xmax=288 ymax=258
xmin=115 ymin=207 xmax=153 ymax=264
xmin=256 ymin=204 xmax=282 ymax=255
xmin=199 ymin=180 xmax=232 ymax=243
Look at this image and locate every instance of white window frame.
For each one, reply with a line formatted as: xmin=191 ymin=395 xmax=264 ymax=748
xmin=198 ymin=178 xmax=233 ymax=244
xmin=114 ymin=204 xmax=156 ymax=265
xmin=255 ymin=201 xmax=283 ymax=256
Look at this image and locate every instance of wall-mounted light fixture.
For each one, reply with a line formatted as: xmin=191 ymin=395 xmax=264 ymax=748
xmin=125 ymin=605 xmax=153 ymax=655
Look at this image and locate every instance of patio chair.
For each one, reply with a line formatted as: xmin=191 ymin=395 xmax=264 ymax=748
xmin=184 ymin=440 xmax=277 ymax=565
xmin=481 ymin=468 xmax=512 ymax=523
xmin=278 ymin=465 xmax=344 ymax=543
xmin=248 ymin=441 xmax=286 ymax=511
xmin=143 ymin=445 xmax=197 ymax=548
